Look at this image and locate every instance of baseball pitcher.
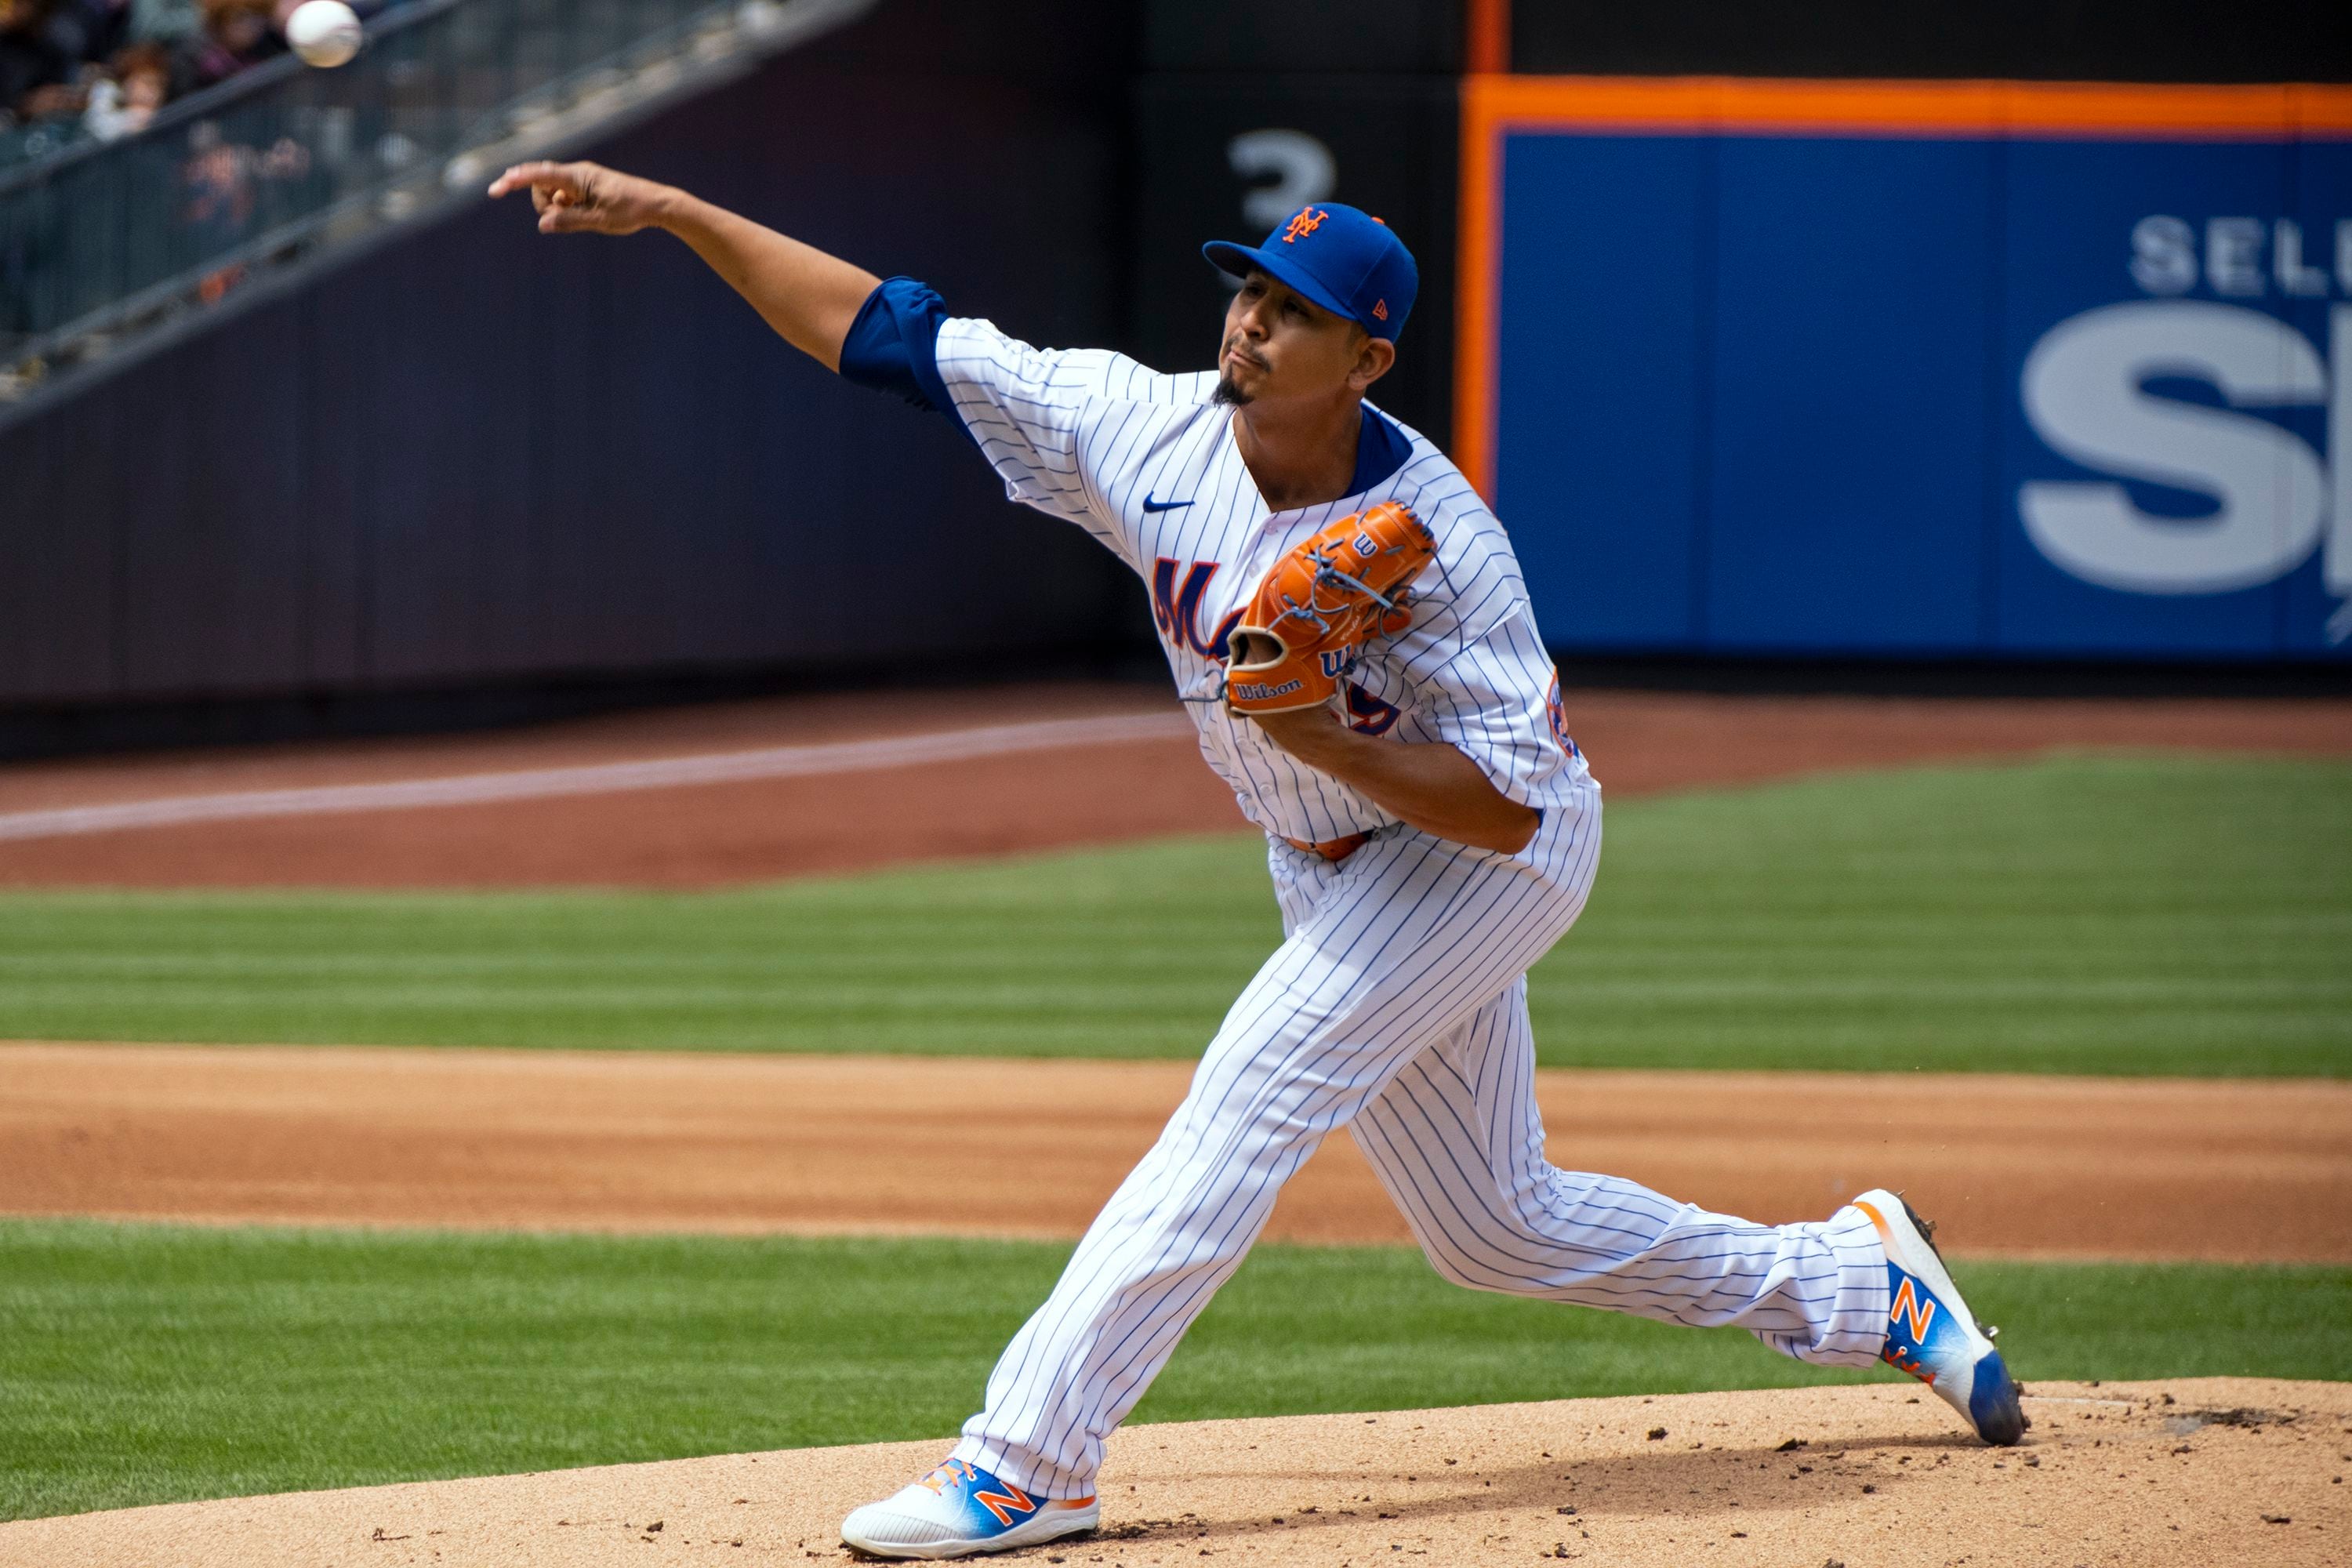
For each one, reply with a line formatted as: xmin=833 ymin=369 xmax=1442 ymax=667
xmin=491 ymin=159 xmax=2027 ymax=1561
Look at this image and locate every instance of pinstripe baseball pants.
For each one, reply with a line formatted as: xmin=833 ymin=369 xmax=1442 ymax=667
xmin=953 ymin=786 xmax=1891 ymax=1497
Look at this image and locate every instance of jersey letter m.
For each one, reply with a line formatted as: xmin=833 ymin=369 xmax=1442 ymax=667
xmin=1152 ymin=558 xmax=1242 ymax=660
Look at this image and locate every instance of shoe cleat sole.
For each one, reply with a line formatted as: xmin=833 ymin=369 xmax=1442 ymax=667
xmin=1854 ymin=1189 xmax=2030 ymax=1447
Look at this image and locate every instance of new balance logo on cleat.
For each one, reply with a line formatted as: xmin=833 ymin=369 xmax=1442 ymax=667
xmin=970 ymin=1481 xmax=1036 ymax=1527
xmin=1880 ymin=1275 xmax=1940 ymax=1383
xmin=1853 ymin=1189 xmax=2029 ymax=1446
xmin=842 ymin=1457 xmax=1099 ymax=1559
xmin=1889 ymin=1276 xmax=1936 ymax=1342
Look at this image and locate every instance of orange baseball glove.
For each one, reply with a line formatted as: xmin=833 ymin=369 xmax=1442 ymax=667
xmin=1224 ymin=501 xmax=1436 ymax=714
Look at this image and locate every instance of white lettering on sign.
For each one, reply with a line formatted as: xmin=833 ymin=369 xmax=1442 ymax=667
xmin=2130 ymin=216 xmax=2197 ymax=295
xmin=2017 ymin=300 xmax=2333 ymax=597
xmin=2278 ymin=220 xmax=2333 ymax=296
xmin=2205 ymin=218 xmax=2267 ymax=296
xmin=2334 ymin=308 xmax=2352 ymax=614
xmin=2129 ymin=215 xmax=2352 ymax=298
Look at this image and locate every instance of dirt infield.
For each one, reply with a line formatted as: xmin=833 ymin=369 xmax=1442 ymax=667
xmin=7 ymin=1044 xmax=2347 ymax=1263
xmin=5 ymin=1379 xmax=2343 ymax=1566
xmin=0 ymin=684 xmax=2344 ymax=887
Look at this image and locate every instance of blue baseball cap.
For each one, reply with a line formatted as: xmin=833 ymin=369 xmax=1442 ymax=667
xmin=1203 ymin=202 xmax=1418 ymax=342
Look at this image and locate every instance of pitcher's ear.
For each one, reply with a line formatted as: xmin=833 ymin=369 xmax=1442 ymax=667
xmin=1352 ymin=334 xmax=1396 ymax=392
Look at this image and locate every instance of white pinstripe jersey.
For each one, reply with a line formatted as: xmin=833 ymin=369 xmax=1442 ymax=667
xmin=935 ymin=317 xmax=1593 ymax=847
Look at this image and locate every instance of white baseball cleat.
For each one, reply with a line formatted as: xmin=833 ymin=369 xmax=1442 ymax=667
xmin=1853 ymin=1189 xmax=2029 ymax=1446
xmin=840 ymin=1457 xmax=1099 ymax=1560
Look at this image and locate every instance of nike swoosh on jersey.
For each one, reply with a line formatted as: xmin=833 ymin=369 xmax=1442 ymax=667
xmin=1141 ymin=494 xmax=1195 ymax=513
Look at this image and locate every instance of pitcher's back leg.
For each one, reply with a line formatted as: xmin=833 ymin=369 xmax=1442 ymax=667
xmin=1348 ymin=978 xmax=1889 ymax=1365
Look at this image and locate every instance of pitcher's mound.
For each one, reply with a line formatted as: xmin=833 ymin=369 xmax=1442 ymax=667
xmin=4 ymin=1380 xmax=2343 ymax=1566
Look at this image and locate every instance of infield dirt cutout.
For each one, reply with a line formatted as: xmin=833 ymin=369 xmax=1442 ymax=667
xmin=7 ymin=1043 xmax=2351 ymax=1262
xmin=4 ymin=1380 xmax=2343 ymax=1566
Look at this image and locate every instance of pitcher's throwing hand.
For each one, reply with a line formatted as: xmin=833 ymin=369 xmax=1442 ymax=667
xmin=488 ymin=161 xmax=673 ymax=236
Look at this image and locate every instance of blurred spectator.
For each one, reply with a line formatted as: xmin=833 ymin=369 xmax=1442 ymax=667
xmin=81 ymin=35 xmax=163 ymax=137
xmin=173 ymin=0 xmax=277 ymax=93
xmin=129 ymin=0 xmax=197 ymax=46
xmin=183 ymin=109 xmax=309 ymax=303
xmin=183 ymin=110 xmax=305 ymax=227
xmin=54 ymin=0 xmax=129 ymax=63
xmin=4 ymin=0 xmax=381 ymax=153
xmin=0 ymin=0 xmax=77 ymax=123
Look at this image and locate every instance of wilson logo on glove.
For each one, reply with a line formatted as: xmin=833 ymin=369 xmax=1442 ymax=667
xmin=1225 ymin=502 xmax=1436 ymax=715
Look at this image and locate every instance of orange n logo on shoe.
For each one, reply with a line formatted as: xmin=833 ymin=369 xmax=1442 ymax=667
xmin=972 ymin=1482 xmax=1037 ymax=1526
xmin=1890 ymin=1276 xmax=1937 ymax=1343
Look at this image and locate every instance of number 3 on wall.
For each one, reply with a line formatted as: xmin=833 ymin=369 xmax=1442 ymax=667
xmin=1228 ymin=129 xmax=1336 ymax=231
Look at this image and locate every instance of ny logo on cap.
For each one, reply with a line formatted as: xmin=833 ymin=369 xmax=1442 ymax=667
xmin=1282 ymin=206 xmax=1327 ymax=243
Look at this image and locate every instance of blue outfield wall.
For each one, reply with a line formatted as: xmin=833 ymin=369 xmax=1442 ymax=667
xmin=1487 ymin=95 xmax=2352 ymax=661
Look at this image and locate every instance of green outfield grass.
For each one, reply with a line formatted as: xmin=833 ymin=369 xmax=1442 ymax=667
xmin=2 ymin=1218 xmax=2344 ymax=1522
xmin=0 ymin=753 xmax=2345 ymax=1076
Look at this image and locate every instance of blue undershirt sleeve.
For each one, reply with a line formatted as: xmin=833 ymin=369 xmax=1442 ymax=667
xmin=1348 ymin=406 xmax=1415 ymax=496
xmin=837 ymin=277 xmax=968 ymax=441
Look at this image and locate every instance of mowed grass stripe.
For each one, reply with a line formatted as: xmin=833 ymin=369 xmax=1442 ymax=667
xmin=2 ymin=1218 xmax=2345 ymax=1523
xmin=0 ymin=754 xmax=2345 ymax=1076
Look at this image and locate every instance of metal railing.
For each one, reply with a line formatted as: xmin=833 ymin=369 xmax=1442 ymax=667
xmin=0 ymin=0 xmax=871 ymax=401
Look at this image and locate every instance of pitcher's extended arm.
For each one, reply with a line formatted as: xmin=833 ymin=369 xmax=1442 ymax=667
xmin=488 ymin=161 xmax=880 ymax=372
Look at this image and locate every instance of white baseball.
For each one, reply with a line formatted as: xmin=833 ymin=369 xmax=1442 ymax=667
xmin=285 ymin=0 xmax=364 ymax=68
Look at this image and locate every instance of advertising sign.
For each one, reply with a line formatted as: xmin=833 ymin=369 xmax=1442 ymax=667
xmin=1457 ymin=78 xmax=2352 ymax=659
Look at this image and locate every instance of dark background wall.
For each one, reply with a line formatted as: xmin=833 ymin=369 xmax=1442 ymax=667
xmin=0 ymin=0 xmax=1148 ymax=751
xmin=1128 ymin=64 xmax=1458 ymax=448
xmin=1127 ymin=0 xmax=1462 ymax=453
xmin=1511 ymin=0 xmax=2351 ymax=82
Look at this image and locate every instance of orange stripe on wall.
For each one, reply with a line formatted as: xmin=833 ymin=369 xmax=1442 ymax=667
xmin=1450 ymin=74 xmax=2352 ymax=502
xmin=1466 ymin=0 xmax=1509 ymax=76
xmin=1468 ymin=76 xmax=2352 ymax=137
xmin=1451 ymin=73 xmax=1506 ymax=505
